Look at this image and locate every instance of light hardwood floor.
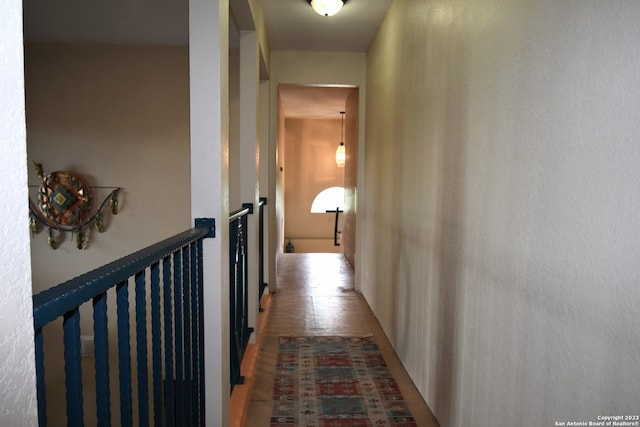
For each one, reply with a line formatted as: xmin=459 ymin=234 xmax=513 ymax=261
xmin=230 ymin=253 xmax=440 ymax=426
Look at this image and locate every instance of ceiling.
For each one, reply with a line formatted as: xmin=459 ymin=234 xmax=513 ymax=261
xmin=23 ymin=0 xmax=391 ymax=51
xmin=260 ymin=0 xmax=392 ymax=52
xmin=23 ymin=0 xmax=391 ymax=118
xmin=260 ymin=0 xmax=391 ymax=120
xmin=279 ymin=85 xmax=356 ymax=120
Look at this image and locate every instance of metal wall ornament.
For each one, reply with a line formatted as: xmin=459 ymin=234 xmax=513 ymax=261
xmin=29 ymin=162 xmax=120 ymax=249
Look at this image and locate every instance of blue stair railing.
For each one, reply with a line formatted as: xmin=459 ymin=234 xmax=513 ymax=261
xmin=229 ymin=204 xmax=254 ymax=391
xmin=258 ymin=197 xmax=268 ymax=312
xmin=33 ymin=219 xmax=215 ymax=427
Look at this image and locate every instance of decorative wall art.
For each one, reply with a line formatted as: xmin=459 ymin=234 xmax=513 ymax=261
xmin=29 ymin=162 xmax=120 ymax=249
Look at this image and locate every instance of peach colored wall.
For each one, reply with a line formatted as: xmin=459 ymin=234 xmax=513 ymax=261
xmin=284 ymin=118 xmax=344 ymax=253
xmin=342 ymin=89 xmax=359 ymax=267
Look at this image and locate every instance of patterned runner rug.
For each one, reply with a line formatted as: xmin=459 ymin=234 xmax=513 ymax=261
xmin=271 ymin=336 xmax=417 ymax=426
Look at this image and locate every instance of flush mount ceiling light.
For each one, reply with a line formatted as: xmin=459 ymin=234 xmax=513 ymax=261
xmin=308 ymin=0 xmax=348 ymax=17
xmin=336 ymin=111 xmax=346 ymax=168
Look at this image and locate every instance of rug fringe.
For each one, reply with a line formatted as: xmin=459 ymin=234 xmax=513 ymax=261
xmin=278 ymin=333 xmax=374 ymax=338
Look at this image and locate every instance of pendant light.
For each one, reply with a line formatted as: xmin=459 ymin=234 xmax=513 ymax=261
xmin=336 ymin=111 xmax=346 ymax=168
xmin=308 ymin=0 xmax=347 ymax=17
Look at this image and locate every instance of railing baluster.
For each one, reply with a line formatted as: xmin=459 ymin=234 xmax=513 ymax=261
xmin=228 ymin=206 xmax=256 ymax=392
xmin=135 ymin=270 xmax=150 ymax=426
xmin=229 ymin=218 xmax=239 ymax=390
xmin=63 ymin=308 xmax=84 ymax=427
xmin=182 ymin=248 xmax=192 ymax=425
xmin=258 ymin=198 xmax=266 ymax=311
xmin=32 ymin=223 xmax=215 ymax=427
xmin=35 ymin=328 xmax=47 ymax=427
xmin=174 ymin=250 xmax=184 ymax=425
xmin=237 ymin=222 xmax=245 ymax=352
xmin=150 ymin=261 xmax=162 ymax=426
xmin=237 ymin=221 xmax=243 ymax=351
xmin=197 ymin=239 xmax=205 ymax=426
xmin=241 ymin=214 xmax=251 ymax=347
xmin=117 ymin=280 xmax=133 ymax=427
xmin=190 ymin=242 xmax=199 ymax=423
xmin=93 ymin=292 xmax=111 ymax=427
xmin=163 ymin=256 xmax=175 ymax=426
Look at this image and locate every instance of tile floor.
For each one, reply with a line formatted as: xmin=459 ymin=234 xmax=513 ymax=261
xmin=231 ymin=253 xmax=440 ymax=426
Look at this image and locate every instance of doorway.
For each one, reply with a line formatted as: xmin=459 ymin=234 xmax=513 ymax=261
xmin=278 ymin=84 xmax=359 ymax=267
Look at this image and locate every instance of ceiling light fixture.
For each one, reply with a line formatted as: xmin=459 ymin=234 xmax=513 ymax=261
xmin=336 ymin=111 xmax=346 ymax=168
xmin=308 ymin=0 xmax=348 ymax=17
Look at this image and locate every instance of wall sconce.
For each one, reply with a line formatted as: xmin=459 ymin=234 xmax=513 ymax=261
xmin=336 ymin=111 xmax=346 ymax=168
xmin=308 ymin=0 xmax=348 ymax=17
xmin=29 ymin=162 xmax=120 ymax=250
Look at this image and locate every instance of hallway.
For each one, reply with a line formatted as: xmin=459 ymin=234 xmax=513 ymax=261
xmin=237 ymin=253 xmax=439 ymax=426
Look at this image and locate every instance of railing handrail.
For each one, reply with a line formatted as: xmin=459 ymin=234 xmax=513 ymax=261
xmin=229 ymin=206 xmax=251 ymax=223
xmin=33 ymin=219 xmax=214 ymax=426
xmin=33 ymin=223 xmax=214 ymax=329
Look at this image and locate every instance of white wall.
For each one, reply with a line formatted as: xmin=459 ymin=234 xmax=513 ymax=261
xmin=0 ymin=0 xmax=38 ymax=423
xmin=189 ymin=0 xmax=230 ymax=424
xmin=363 ymin=1 xmax=640 ymax=426
xmin=259 ymin=80 xmax=271 ymax=287
xmin=25 ymin=43 xmax=191 ymax=291
xmin=229 ymin=44 xmax=241 ymax=210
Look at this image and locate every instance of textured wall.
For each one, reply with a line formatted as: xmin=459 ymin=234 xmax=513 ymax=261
xmin=0 ymin=0 xmax=38 ymax=423
xmin=363 ymin=1 xmax=640 ymax=425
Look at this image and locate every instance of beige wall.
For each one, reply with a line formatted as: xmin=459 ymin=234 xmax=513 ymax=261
xmin=247 ymin=0 xmax=270 ymax=76
xmin=363 ymin=1 xmax=640 ymax=426
xmin=284 ymin=118 xmax=344 ymax=253
xmin=24 ymin=42 xmax=192 ymax=424
xmin=25 ymin=43 xmax=191 ymax=291
xmin=229 ymin=45 xmax=241 ymax=210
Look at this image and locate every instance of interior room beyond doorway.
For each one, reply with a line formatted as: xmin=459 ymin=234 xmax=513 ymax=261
xmin=278 ymin=84 xmax=358 ymax=256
